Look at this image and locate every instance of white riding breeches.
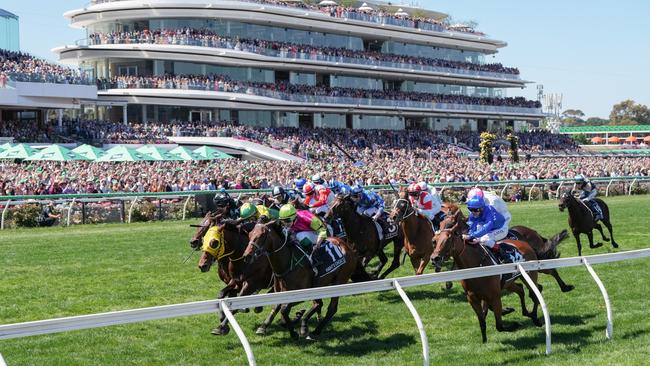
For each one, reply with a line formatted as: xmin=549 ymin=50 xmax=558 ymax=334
xmin=310 ymin=204 xmax=329 ymax=216
xmin=296 ymin=231 xmax=318 ymax=247
xmin=477 ymin=222 xmax=509 ymax=248
xmin=417 ymin=208 xmax=437 ymax=221
xmin=357 ymin=206 xmax=382 ymax=218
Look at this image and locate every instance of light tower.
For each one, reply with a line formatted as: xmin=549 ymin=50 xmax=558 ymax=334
xmin=542 ymin=90 xmax=563 ymax=133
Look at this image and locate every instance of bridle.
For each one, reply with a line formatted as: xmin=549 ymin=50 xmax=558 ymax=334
xmin=392 ymin=198 xmax=415 ymax=222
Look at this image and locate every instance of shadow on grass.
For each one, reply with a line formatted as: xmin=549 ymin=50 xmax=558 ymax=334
xmin=376 ymin=288 xmax=468 ymax=304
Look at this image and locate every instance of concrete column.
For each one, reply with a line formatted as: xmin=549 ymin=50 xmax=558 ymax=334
xmin=153 ymin=105 xmax=159 ymax=122
xmin=142 ymin=105 xmax=147 ymax=125
xmin=57 ymin=109 xmax=63 ymax=128
xmin=123 ymin=105 xmax=128 ymax=125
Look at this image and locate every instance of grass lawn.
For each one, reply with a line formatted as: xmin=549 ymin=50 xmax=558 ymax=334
xmin=1 ymin=195 xmax=649 ymax=365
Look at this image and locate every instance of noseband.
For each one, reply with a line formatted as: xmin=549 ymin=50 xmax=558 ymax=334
xmin=393 ymin=198 xmax=415 ymax=221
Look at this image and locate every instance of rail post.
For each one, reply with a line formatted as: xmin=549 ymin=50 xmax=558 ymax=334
xmin=583 ymin=258 xmax=613 ymax=339
xmin=221 ymin=301 xmax=256 ymax=366
xmin=128 ymin=197 xmax=139 ymax=224
xmin=528 ymin=183 xmax=537 ymax=202
xmin=1 ymin=200 xmax=11 ymax=230
xmin=555 ymin=182 xmax=564 ymax=200
xmin=182 ymin=196 xmax=192 ymax=221
xmin=628 ymin=178 xmax=637 ymax=195
xmin=517 ymin=264 xmax=551 ymax=355
xmin=605 ymin=179 xmax=614 ymax=197
xmin=500 ymin=184 xmax=509 ymax=199
xmin=393 ymin=280 xmax=429 ymax=366
xmin=0 ymin=352 xmax=7 ymax=366
xmin=66 ymin=198 xmax=76 ymax=227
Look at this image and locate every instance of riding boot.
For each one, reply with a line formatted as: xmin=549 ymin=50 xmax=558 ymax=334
xmin=593 ymin=203 xmax=604 ymax=221
xmin=498 ymin=245 xmax=514 ymax=264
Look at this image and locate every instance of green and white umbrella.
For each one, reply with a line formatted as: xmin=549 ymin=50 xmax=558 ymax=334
xmin=169 ymin=146 xmax=202 ymax=161
xmin=72 ymin=144 xmax=105 ymax=160
xmin=192 ymin=146 xmax=234 ymax=160
xmin=136 ymin=145 xmax=184 ymax=161
xmin=26 ymin=144 xmax=90 ymax=161
xmin=0 ymin=142 xmax=14 ymax=151
xmin=96 ymin=146 xmax=157 ymax=162
xmin=0 ymin=143 xmax=37 ymax=159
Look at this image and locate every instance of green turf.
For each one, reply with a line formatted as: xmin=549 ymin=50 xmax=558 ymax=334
xmin=1 ymin=196 xmax=649 ymax=365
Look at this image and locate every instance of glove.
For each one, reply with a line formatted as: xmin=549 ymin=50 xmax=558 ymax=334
xmin=462 ymin=234 xmax=470 ymax=241
xmin=372 ymin=212 xmax=382 ymax=221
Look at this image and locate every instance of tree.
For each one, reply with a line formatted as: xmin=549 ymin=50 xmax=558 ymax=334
xmin=560 ymin=109 xmax=585 ymax=126
xmin=585 ymin=117 xmax=609 ymax=125
xmin=609 ymin=100 xmax=650 ymax=125
xmin=572 ymin=133 xmax=588 ymax=145
xmin=339 ymin=0 xmax=355 ymax=8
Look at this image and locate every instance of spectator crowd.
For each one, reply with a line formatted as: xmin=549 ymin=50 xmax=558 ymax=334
xmin=0 ymin=49 xmax=92 ymax=86
xmin=88 ymin=29 xmax=519 ymax=76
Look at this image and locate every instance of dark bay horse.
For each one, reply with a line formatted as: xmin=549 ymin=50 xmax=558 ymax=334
xmin=431 ymin=222 xmax=545 ymax=343
xmin=190 ymin=214 xmax=274 ymax=335
xmin=558 ymin=192 xmax=619 ymax=256
xmin=328 ymin=195 xmax=403 ymax=279
xmin=389 ymin=194 xmax=434 ymax=275
xmin=243 ymin=221 xmax=359 ymax=340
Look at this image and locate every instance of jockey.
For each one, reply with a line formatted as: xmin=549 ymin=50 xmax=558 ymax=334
xmin=407 ymin=183 xmax=443 ymax=231
xmin=349 ymin=185 xmax=384 ymax=221
xmin=467 ymin=187 xmax=512 ymax=227
xmin=213 ymin=191 xmax=239 ymax=219
xmin=271 ymin=186 xmax=303 ymax=208
xmin=239 ymin=202 xmax=277 ymax=222
xmin=293 ymin=177 xmax=307 ymax=192
xmin=278 ymin=204 xmax=327 ymax=252
xmin=575 ymin=175 xmax=603 ymax=221
xmin=303 ymin=181 xmax=335 ymax=216
xmin=463 ymin=196 xmax=513 ymax=262
xmin=328 ymin=178 xmax=351 ymax=196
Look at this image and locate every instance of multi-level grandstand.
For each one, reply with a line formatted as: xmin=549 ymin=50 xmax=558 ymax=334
xmin=55 ymin=0 xmax=544 ymax=131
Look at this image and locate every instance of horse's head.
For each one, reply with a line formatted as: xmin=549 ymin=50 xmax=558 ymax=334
xmin=390 ymin=197 xmax=413 ymax=223
xmin=431 ymin=219 xmax=461 ymax=270
xmin=243 ymin=221 xmax=281 ymax=263
xmin=197 ymin=224 xmax=225 ymax=272
xmin=328 ymin=194 xmax=354 ymax=218
xmin=558 ymin=191 xmax=575 ymax=212
xmin=189 ymin=212 xmax=219 ymax=250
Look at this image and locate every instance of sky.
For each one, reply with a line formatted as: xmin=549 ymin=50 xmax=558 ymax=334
xmin=2 ymin=0 xmax=649 ymax=119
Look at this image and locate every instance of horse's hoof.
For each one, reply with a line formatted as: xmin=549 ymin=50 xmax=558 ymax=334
xmin=592 ymin=243 xmax=603 ymax=249
xmin=561 ymin=285 xmax=575 ymax=293
xmin=603 ymin=237 xmax=610 ymax=242
xmin=211 ymin=325 xmax=230 ymax=336
xmin=255 ymin=327 xmax=267 ymax=336
xmin=502 ymin=322 xmax=519 ymax=332
xmin=445 ymin=281 xmax=453 ymax=290
xmin=254 ymin=306 xmax=263 ymax=314
xmin=502 ymin=307 xmax=515 ymax=316
xmin=241 ymin=308 xmax=250 ymax=313
xmin=305 ymin=334 xmax=318 ymax=341
xmin=533 ymin=318 xmax=544 ymax=327
xmin=612 ymin=243 xmax=619 ymax=248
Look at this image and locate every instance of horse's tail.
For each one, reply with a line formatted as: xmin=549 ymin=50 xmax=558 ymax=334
xmin=537 ymin=229 xmax=569 ymax=260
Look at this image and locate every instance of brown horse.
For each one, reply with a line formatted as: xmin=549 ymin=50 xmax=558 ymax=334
xmin=328 ymin=195 xmax=403 ymax=279
xmin=431 ymin=221 xmax=545 ymax=343
xmin=438 ymin=208 xmax=575 ymax=293
xmin=389 ymin=193 xmax=434 ymax=275
xmin=243 ymin=221 xmax=358 ymax=340
xmin=190 ymin=214 xmax=274 ymax=335
xmin=558 ymin=192 xmax=619 ymax=256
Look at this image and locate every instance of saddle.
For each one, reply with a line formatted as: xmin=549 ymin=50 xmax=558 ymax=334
xmin=483 ymin=241 xmax=525 ymax=286
xmin=311 ymin=240 xmax=347 ymax=278
xmin=373 ymin=214 xmax=398 ymax=241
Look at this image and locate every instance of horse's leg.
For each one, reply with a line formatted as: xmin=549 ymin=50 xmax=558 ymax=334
xmin=573 ymin=230 xmax=583 ymax=256
xmin=416 ymin=256 xmax=428 ymax=275
xmin=505 ymin=282 xmax=529 ymax=317
xmin=300 ymin=299 xmax=323 ymax=338
xmin=594 ymin=223 xmax=610 ymax=242
xmin=586 ymin=230 xmax=603 ymax=250
xmin=256 ymin=303 xmax=282 ymax=335
xmin=489 ymin=296 xmax=517 ymax=332
xmin=370 ymin=247 xmax=388 ymax=278
xmin=309 ymin=297 xmax=339 ymax=339
xmin=603 ymin=219 xmax=619 ymax=248
xmin=379 ymin=239 xmax=403 ymax=279
xmin=542 ymin=268 xmax=574 ymax=292
xmin=468 ymin=294 xmax=487 ymax=343
xmin=280 ymin=303 xmax=299 ymax=339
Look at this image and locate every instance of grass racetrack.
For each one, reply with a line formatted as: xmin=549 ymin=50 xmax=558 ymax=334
xmin=1 ymin=195 xmax=650 ymax=365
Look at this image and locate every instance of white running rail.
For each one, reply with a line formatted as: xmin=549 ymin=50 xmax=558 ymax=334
xmin=1 ymin=249 xmax=650 ymax=366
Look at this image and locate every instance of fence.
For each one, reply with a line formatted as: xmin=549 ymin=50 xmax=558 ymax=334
xmin=1 ymin=177 xmax=649 ymax=229
xmin=2 ymin=249 xmax=650 ymax=365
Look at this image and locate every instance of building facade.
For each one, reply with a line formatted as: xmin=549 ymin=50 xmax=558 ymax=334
xmin=0 ymin=9 xmax=20 ymax=52
xmin=56 ymin=0 xmax=544 ymax=131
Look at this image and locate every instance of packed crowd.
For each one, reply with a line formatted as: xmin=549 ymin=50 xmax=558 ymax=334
xmin=97 ymin=74 xmax=541 ymax=109
xmin=88 ymin=29 xmax=519 ymax=75
xmin=0 ymin=49 xmax=92 ymax=86
xmin=2 ymin=148 xmax=648 ymax=196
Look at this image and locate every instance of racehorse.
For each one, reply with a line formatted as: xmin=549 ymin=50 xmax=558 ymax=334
xmin=437 ymin=210 xmax=575 ymax=293
xmin=431 ymin=219 xmax=546 ymax=343
xmin=328 ymin=195 xmax=403 ymax=278
xmin=243 ymin=221 xmax=359 ymax=340
xmin=189 ymin=213 xmax=274 ymax=335
xmin=389 ymin=192 xmax=434 ymax=275
xmin=558 ymin=192 xmax=619 ymax=256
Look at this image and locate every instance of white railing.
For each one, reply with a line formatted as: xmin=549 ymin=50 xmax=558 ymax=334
xmin=2 ymin=249 xmax=650 ymax=365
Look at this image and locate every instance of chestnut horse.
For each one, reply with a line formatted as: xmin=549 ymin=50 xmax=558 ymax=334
xmin=328 ymin=195 xmax=403 ymax=279
xmin=389 ymin=193 xmax=434 ymax=275
xmin=558 ymin=192 xmax=619 ymax=256
xmin=243 ymin=221 xmax=359 ymax=340
xmin=438 ymin=207 xmax=575 ymax=293
xmin=190 ymin=214 xmax=274 ymax=335
xmin=431 ymin=220 xmax=545 ymax=343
